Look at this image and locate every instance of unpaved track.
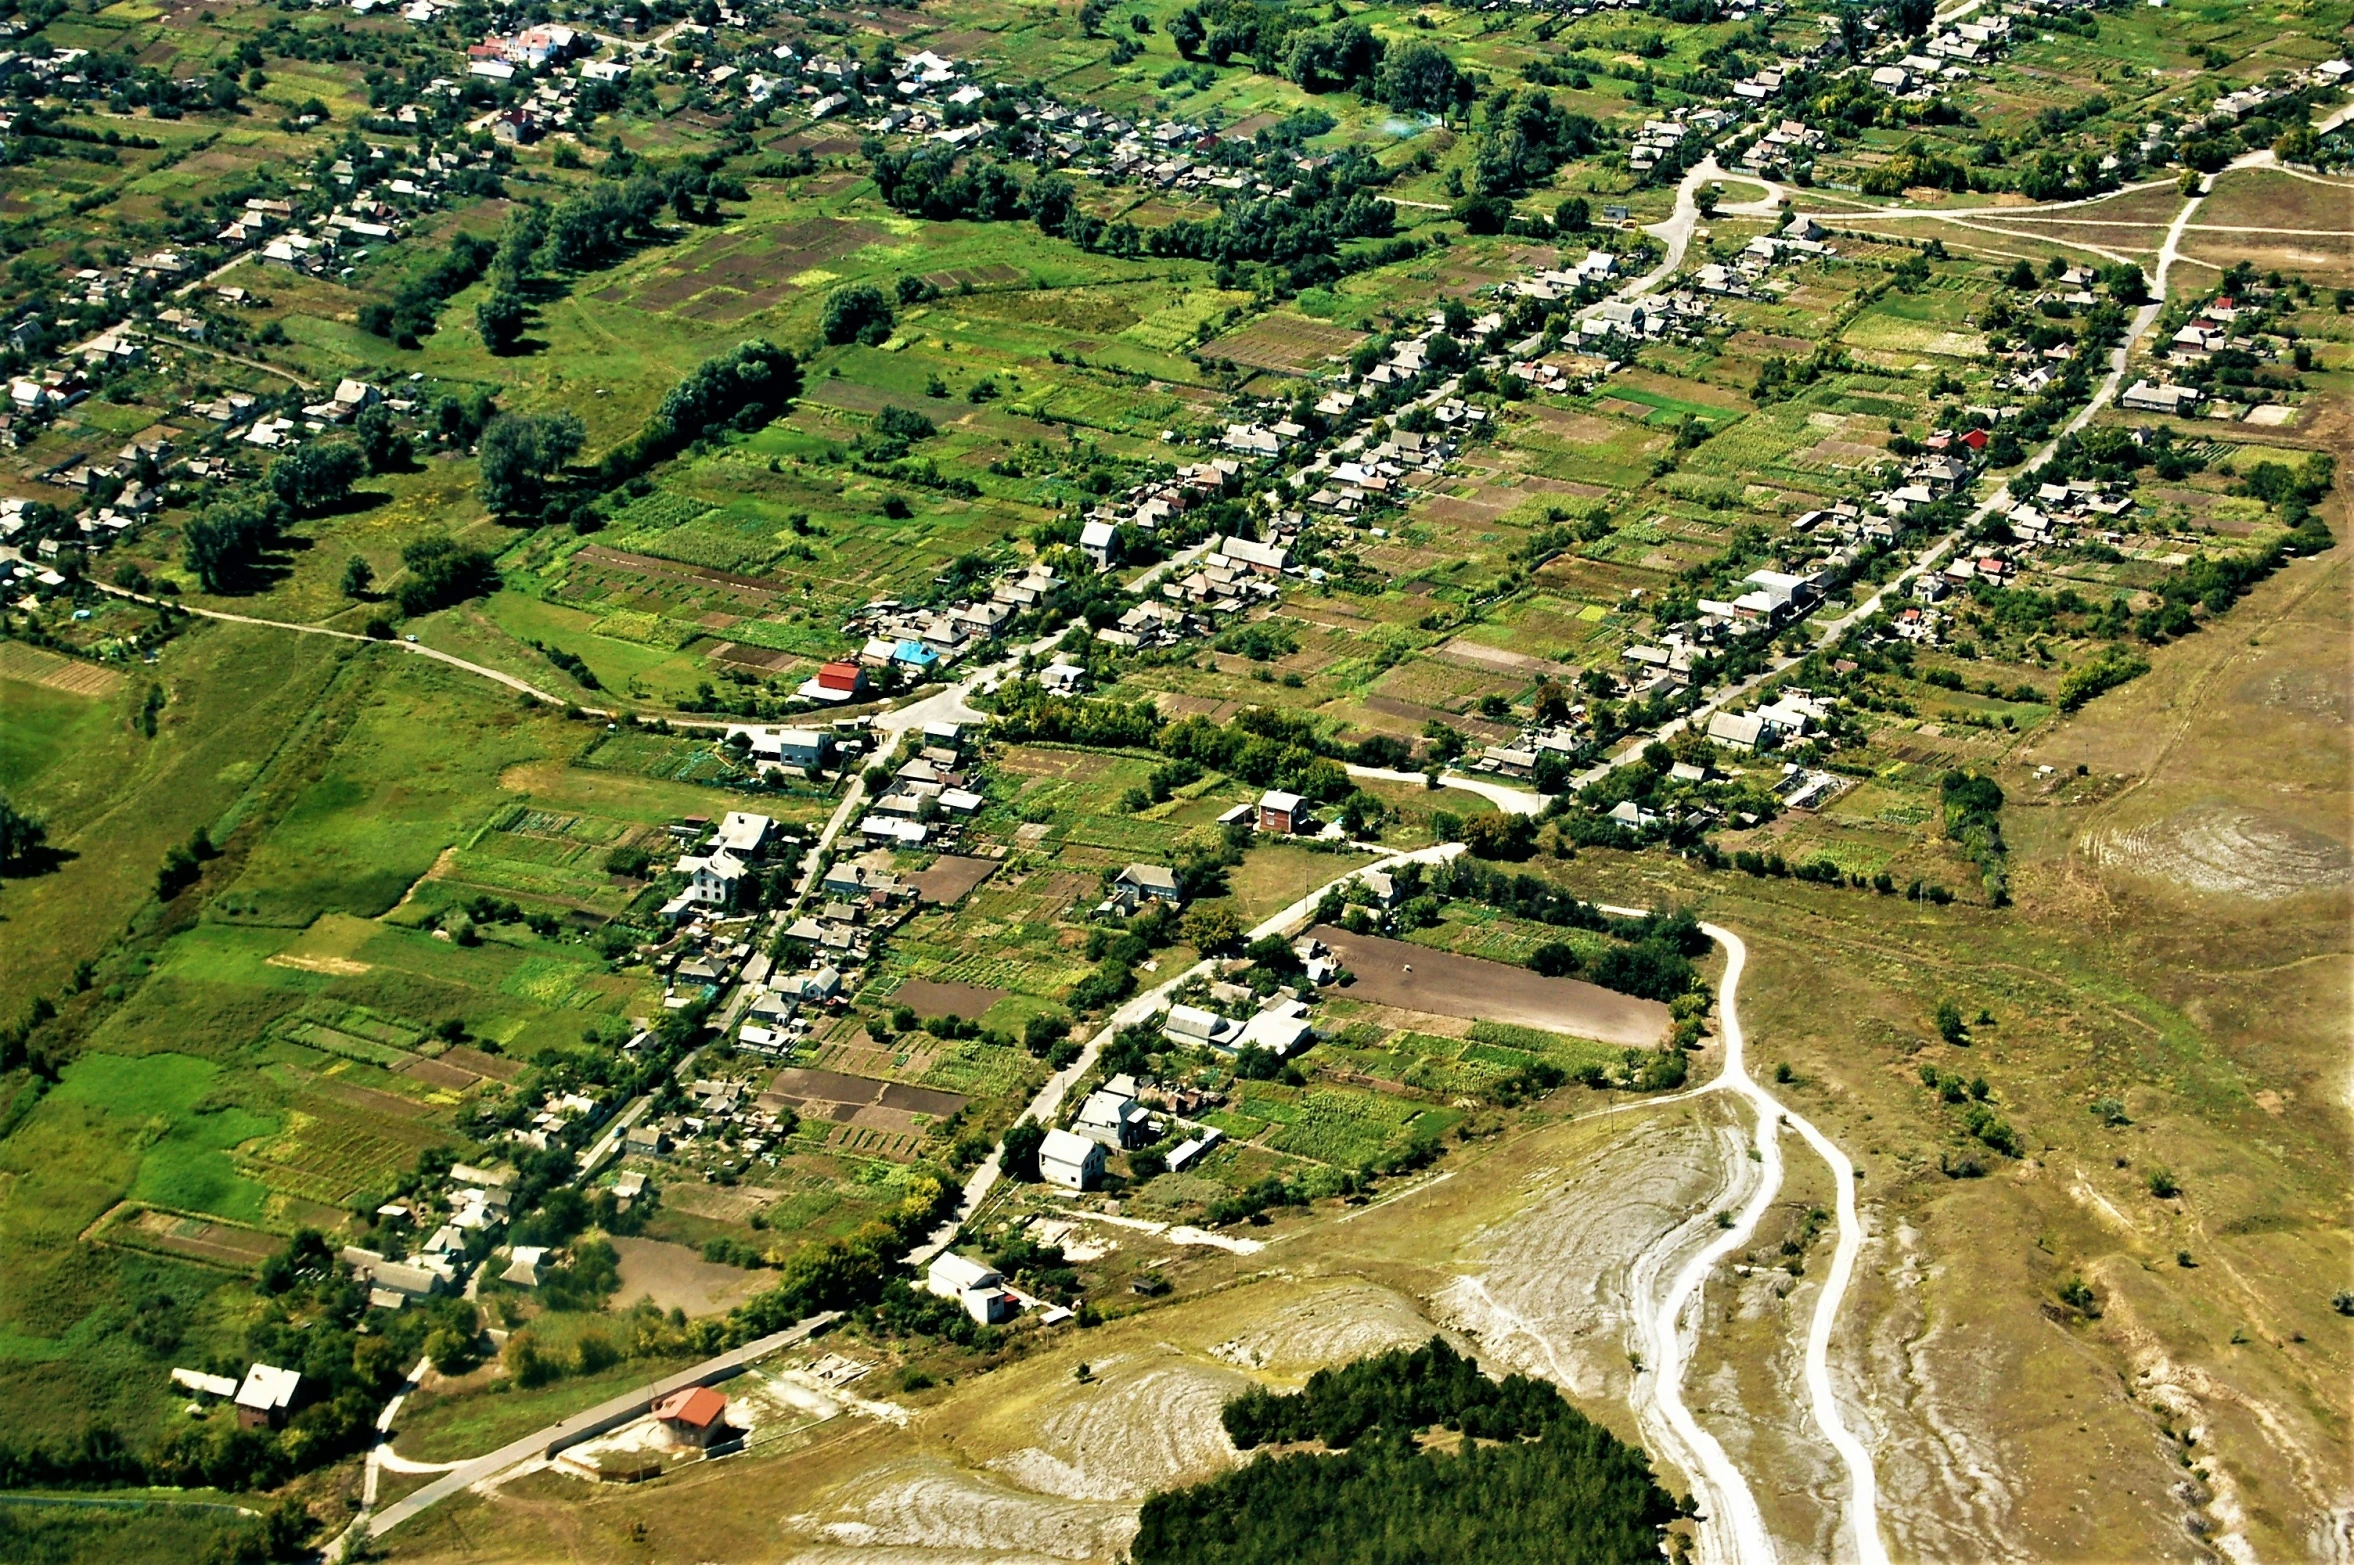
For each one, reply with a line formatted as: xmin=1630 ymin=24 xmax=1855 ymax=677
xmin=1618 ymin=921 xmax=1887 ymax=1565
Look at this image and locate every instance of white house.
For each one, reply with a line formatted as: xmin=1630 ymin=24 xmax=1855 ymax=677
xmin=1164 ymin=1003 xmax=1241 ymax=1047
xmin=927 ymin=1250 xmax=1001 ymax=1299
xmin=1074 ymin=1085 xmax=1151 ymax=1149
xmin=714 ymin=811 xmax=775 ymax=857
xmin=678 ymin=846 xmax=747 ymax=906
xmin=1706 ymin=711 xmax=1771 ymax=751
xmin=1039 ymin=1128 xmax=1106 ymax=1191
xmin=1236 ymin=1008 xmax=1313 ymax=1058
xmin=1080 ymin=518 xmax=1119 ymax=568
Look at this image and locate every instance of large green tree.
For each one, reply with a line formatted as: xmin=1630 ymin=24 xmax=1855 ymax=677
xmin=266 ymin=440 xmax=364 ymax=516
xmin=477 ymin=411 xmax=585 ymax=517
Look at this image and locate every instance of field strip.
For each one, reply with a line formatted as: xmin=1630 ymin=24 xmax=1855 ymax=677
xmin=0 ymin=639 xmax=126 ymax=696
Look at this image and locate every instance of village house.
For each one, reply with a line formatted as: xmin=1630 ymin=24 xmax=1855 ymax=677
xmin=652 ymin=1386 xmax=731 ymax=1450
xmin=234 ymin=1363 xmax=301 ymax=1430
xmin=1108 ymin=863 xmax=1182 ymax=914
xmin=926 ymin=1251 xmax=1016 ymax=1322
xmin=1038 ymin=1128 xmax=1105 ymax=1191
xmin=1074 ymin=1078 xmax=1152 ymax=1149
xmin=1257 ymin=790 xmax=1304 ymax=835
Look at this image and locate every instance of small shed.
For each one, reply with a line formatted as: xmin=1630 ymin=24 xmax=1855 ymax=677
xmin=652 ymin=1385 xmax=730 ymax=1449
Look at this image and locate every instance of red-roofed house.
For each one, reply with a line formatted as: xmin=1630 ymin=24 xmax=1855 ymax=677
xmin=1958 ymin=428 xmax=1989 ymax=452
xmin=652 ymin=1385 xmax=731 ymax=1449
xmin=818 ymin=660 xmax=866 ymax=697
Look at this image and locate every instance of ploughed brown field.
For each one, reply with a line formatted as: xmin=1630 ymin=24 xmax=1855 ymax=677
xmin=1307 ymin=925 xmax=1670 ymax=1048
xmin=909 ymin=855 xmax=999 ymax=907
xmin=760 ymin=1066 xmax=968 ymax=1121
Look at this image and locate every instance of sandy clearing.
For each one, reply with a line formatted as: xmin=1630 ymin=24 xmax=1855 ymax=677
xmin=986 ymin=1356 xmax=1247 ymax=1502
xmin=266 ymin=952 xmax=373 ymax=977
xmin=1442 ymin=1107 xmax=1747 ymax=1405
xmin=1855 ymin=1220 xmax=2029 ymax=1563
xmin=609 ymin=1236 xmax=769 ymax=1318
xmin=1209 ymin=1279 xmax=1444 ymax=1372
xmin=2088 ymin=802 xmax=2354 ymax=900
xmin=796 ymin=1457 xmax=1141 ymax=1560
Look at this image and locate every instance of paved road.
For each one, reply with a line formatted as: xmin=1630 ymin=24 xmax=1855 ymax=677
xmin=343 ymin=1311 xmax=840 ymax=1551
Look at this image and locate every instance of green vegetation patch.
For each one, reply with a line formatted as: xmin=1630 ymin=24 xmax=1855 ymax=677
xmin=1135 ymin=1338 xmax=1677 ymax=1565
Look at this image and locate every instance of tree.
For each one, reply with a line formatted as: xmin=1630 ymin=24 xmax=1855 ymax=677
xmin=1893 ymin=0 xmax=1933 ymax=32
xmin=821 ymin=283 xmax=894 ymax=346
xmin=267 ymin=440 xmax=364 ymax=515
xmin=1180 ymin=903 xmax=1245 ymax=954
xmin=340 ymin=555 xmax=374 ymax=598
xmin=478 ymin=411 xmax=585 ymax=517
xmin=1834 ymin=2 xmax=1866 ymax=59
xmin=1002 ymin=1118 xmax=1047 ymax=1181
xmin=180 ymin=494 xmax=279 ymax=592
xmin=1933 ymin=999 xmax=1967 ymax=1045
xmin=394 ymin=535 xmax=500 ymax=616
xmin=0 ymin=792 xmax=46 ymax=871
xmin=1168 ymin=6 xmax=1204 ymax=55
xmin=477 ymin=288 xmax=527 ymax=353
xmin=1553 ymin=196 xmax=1589 ymax=234
xmin=1375 ymin=38 xmax=1469 ymax=118
xmin=353 ymin=403 xmax=409 ymax=473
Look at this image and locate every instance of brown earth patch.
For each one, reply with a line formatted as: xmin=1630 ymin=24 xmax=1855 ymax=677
xmin=1433 ymin=639 xmax=1578 ymax=679
xmin=890 ymin=978 xmax=1007 ymax=1020
xmin=763 ymin=1065 xmax=968 ymax=1120
xmin=1150 ymin=693 xmax=1241 ymax=722
xmin=1308 ymin=925 xmax=1670 ymax=1047
xmin=921 ymin=262 xmax=1026 ymax=292
xmin=576 ymin=545 xmax=781 ymax=599
xmin=1358 ymin=695 xmax=1517 ymax=743
xmin=910 ymin=855 xmax=999 ymax=906
xmin=609 ymin=1236 xmax=769 ymax=1317
xmin=1519 ymin=405 xmax=1622 ymax=445
xmin=442 ymin=1045 xmax=524 ymax=1082
xmin=398 ymin=1056 xmax=480 ymax=1090
xmin=709 ymin=642 xmax=798 ymax=672
xmin=0 ymin=640 xmax=125 ymax=697
xmin=97 ymin=1205 xmax=278 ymax=1270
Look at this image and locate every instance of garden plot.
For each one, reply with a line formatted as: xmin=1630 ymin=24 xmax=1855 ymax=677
xmin=1199 ymin=313 xmax=1366 ymax=374
xmin=1308 ymin=925 xmax=1669 ymax=1048
xmin=0 ymin=640 xmax=124 ymax=697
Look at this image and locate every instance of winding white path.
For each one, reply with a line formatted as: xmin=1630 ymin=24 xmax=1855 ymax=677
xmin=1612 ymin=920 xmax=1886 ymax=1565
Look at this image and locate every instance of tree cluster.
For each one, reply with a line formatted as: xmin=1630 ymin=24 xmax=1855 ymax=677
xmin=1135 ymin=1338 xmax=1677 ymax=1565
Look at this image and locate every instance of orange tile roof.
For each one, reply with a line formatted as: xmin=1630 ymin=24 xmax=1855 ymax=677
xmin=653 ymin=1385 xmax=728 ymax=1428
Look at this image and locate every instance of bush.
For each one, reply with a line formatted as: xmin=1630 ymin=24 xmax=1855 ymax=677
xmin=394 ymin=536 xmax=500 ymax=616
xmin=822 ymin=283 xmax=894 ymax=346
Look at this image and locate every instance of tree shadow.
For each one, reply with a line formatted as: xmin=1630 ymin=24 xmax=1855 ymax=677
xmin=0 ymin=844 xmax=78 ymax=881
